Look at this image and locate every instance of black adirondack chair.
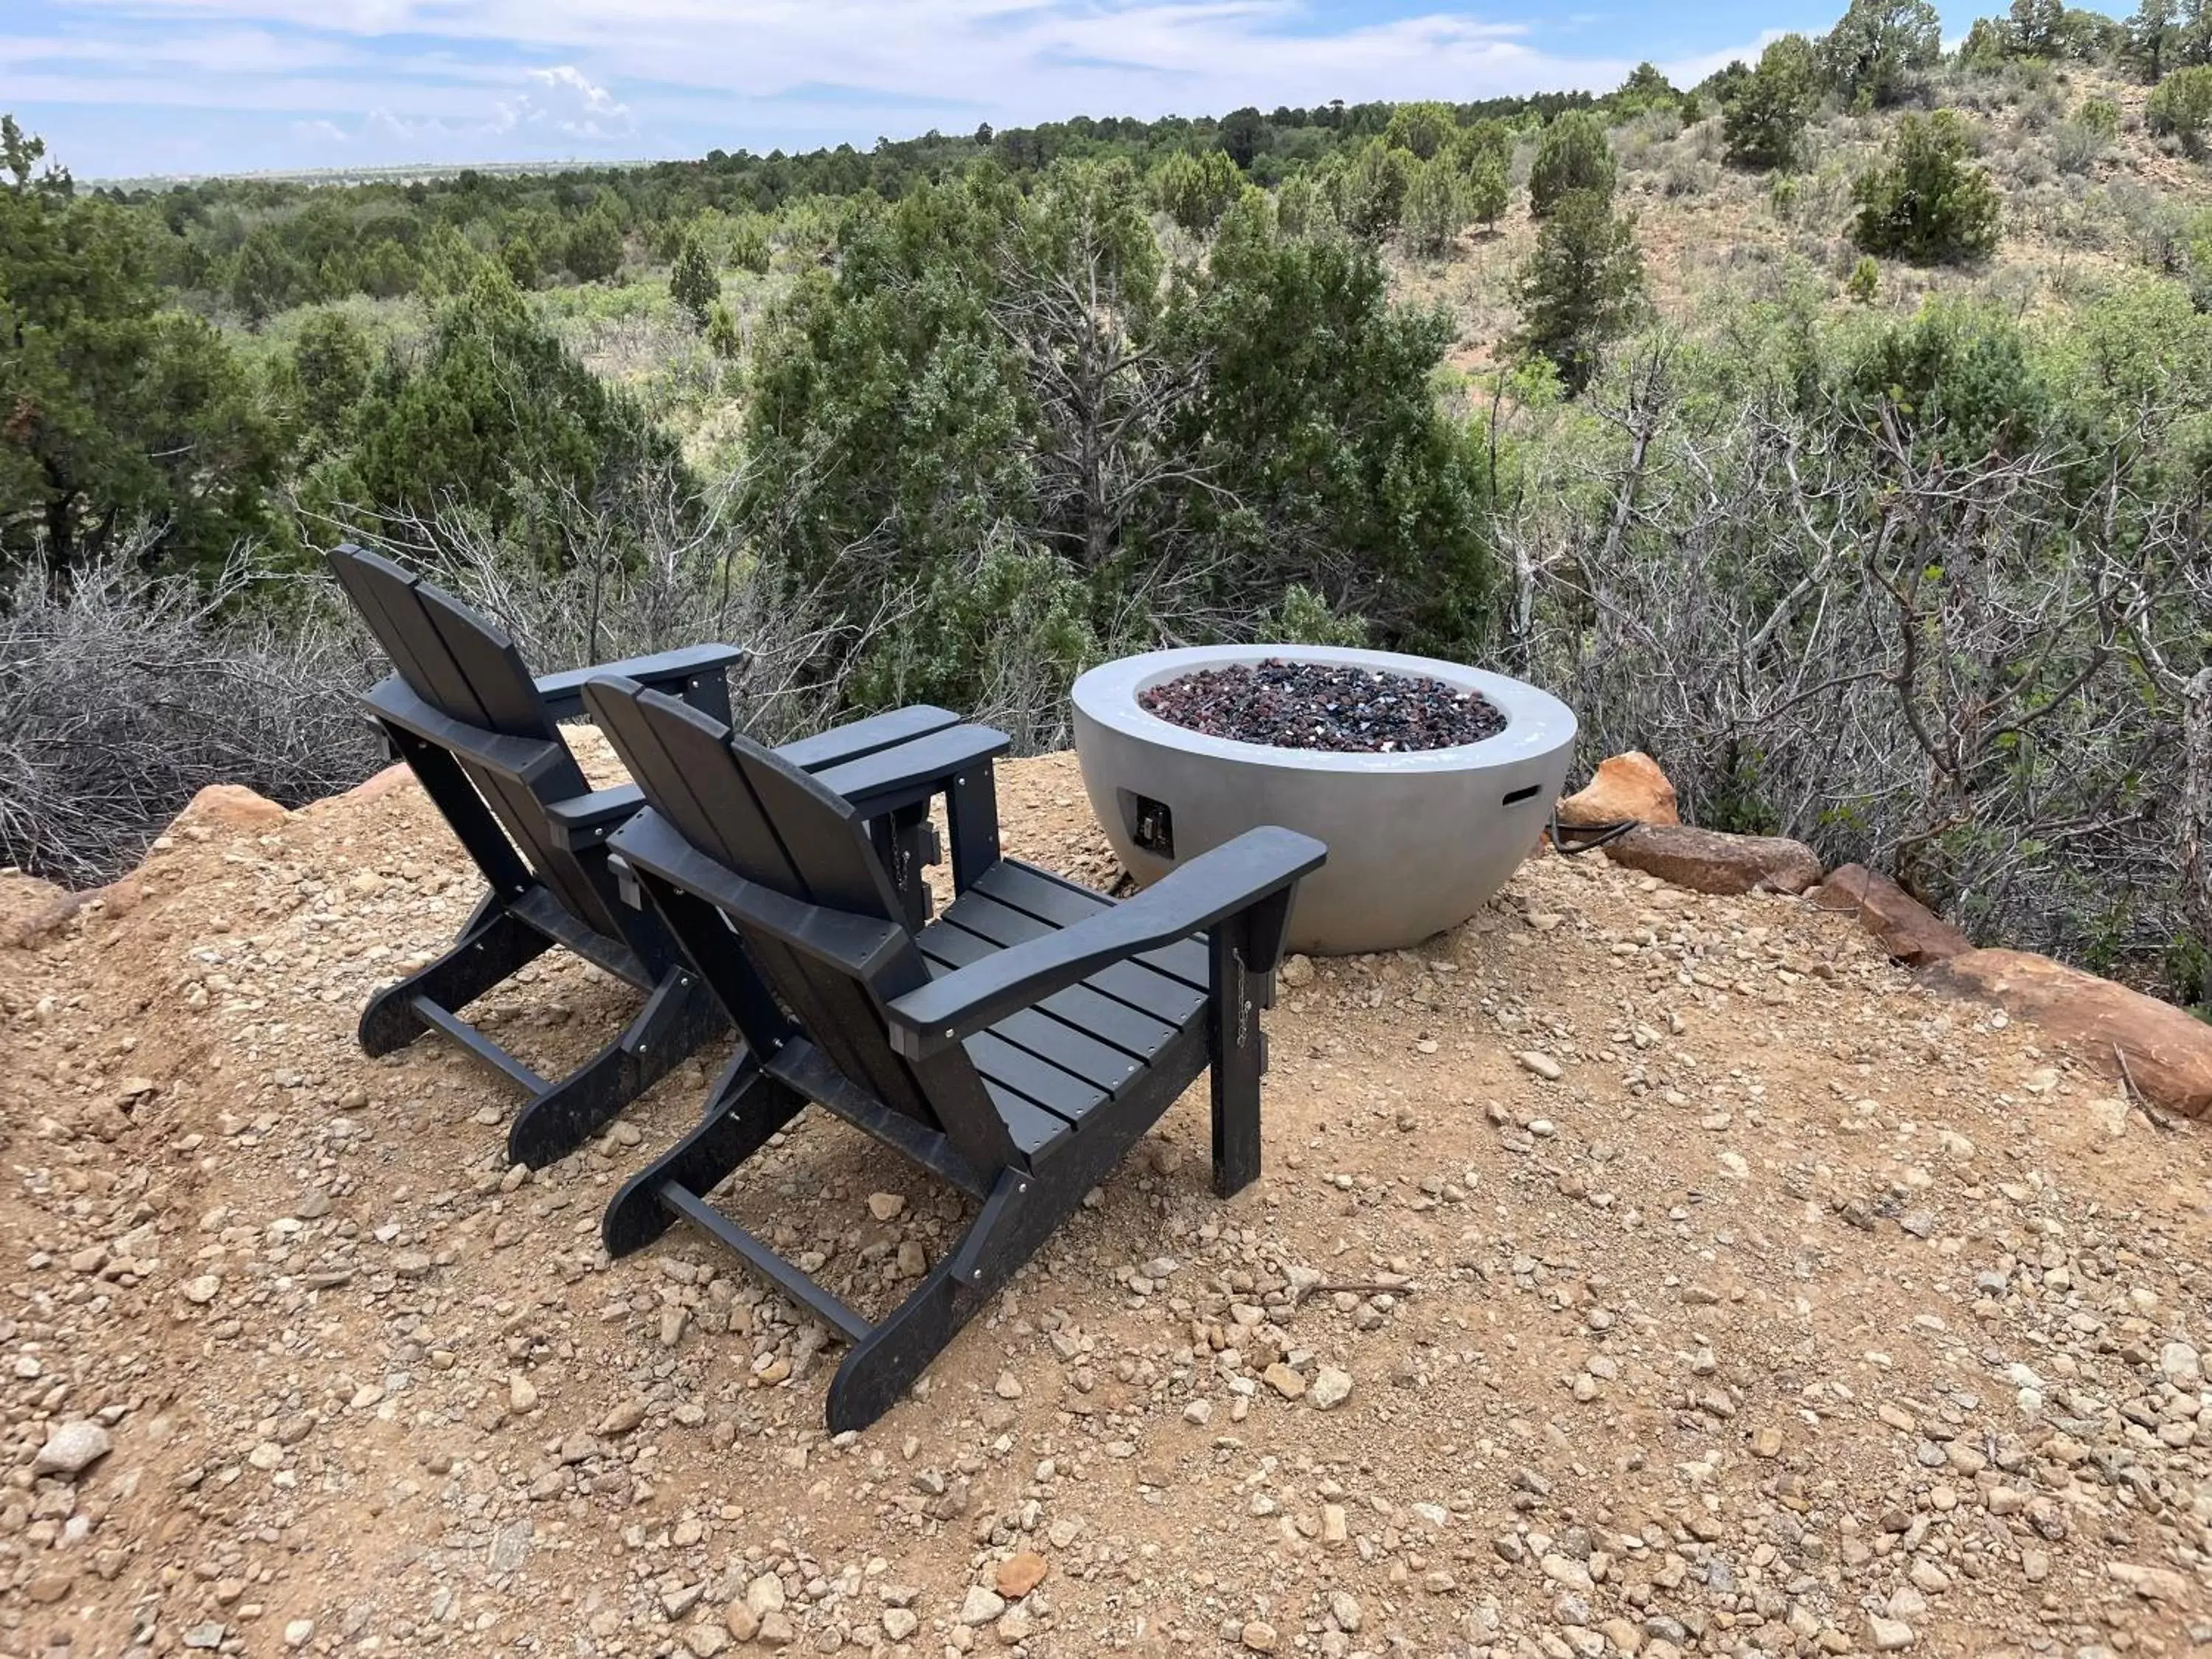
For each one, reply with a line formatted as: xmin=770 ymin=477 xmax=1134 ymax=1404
xmin=330 ymin=543 xmax=1001 ymax=1168
xmin=582 ymin=674 xmax=1326 ymax=1432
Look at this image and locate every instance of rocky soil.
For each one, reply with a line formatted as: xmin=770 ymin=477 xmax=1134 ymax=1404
xmin=2 ymin=742 xmax=2209 ymax=1659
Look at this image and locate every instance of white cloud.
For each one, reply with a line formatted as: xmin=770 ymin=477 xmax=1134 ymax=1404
xmin=495 ymin=63 xmax=633 ymax=137
xmin=290 ymin=116 xmax=349 ymax=141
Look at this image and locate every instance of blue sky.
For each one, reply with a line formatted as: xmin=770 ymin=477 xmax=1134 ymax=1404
xmin=6 ymin=0 xmax=1974 ymax=180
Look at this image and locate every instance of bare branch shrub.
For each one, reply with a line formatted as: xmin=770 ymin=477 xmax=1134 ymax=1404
xmin=333 ymin=468 xmax=878 ymax=748
xmin=1501 ymin=364 xmax=2211 ymax=985
xmin=0 ymin=546 xmax=383 ymax=886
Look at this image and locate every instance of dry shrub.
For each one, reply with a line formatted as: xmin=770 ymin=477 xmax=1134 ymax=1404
xmin=0 ymin=550 xmax=383 ymax=886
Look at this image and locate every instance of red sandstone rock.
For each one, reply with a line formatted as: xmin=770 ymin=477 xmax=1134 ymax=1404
xmin=171 ymin=783 xmax=287 ymax=832
xmin=1557 ymin=751 xmax=1679 ymax=827
xmin=1601 ymin=823 xmax=1823 ymax=896
xmin=1807 ymin=863 xmax=1972 ymax=966
xmin=1922 ymin=948 xmax=2212 ymax=1119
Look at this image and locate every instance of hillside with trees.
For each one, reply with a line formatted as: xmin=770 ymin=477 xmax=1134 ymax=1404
xmin=4 ymin=0 xmax=2211 ymax=1012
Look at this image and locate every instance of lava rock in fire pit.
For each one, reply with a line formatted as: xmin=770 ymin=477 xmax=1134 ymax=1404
xmin=1139 ymin=659 xmax=1506 ymax=754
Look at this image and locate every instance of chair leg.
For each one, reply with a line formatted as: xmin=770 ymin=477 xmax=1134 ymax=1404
xmin=507 ymin=967 xmax=729 ymax=1169
xmin=358 ymin=897 xmax=551 ymax=1057
xmin=602 ymin=1059 xmax=807 ymax=1258
xmin=1208 ymin=911 xmax=1266 ymax=1199
xmin=827 ymin=1169 xmax=1031 ymax=1433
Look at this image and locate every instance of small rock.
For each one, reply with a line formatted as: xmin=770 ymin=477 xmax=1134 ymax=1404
xmin=867 ymin=1192 xmax=906 ymax=1222
xmin=1262 ymin=1363 xmax=1306 ymax=1400
xmin=1307 ymin=1366 xmax=1353 ymax=1411
xmin=1240 ymin=1620 xmax=1279 ymax=1653
xmin=723 ymin=1602 xmax=759 ymax=1643
xmin=284 ymin=1621 xmax=316 ymax=1648
xmin=1750 ymin=1426 xmax=1783 ymax=1458
xmin=1327 ymin=1590 xmax=1363 ymax=1632
xmin=1517 ymin=1051 xmax=1563 ymax=1082
xmin=183 ymin=1624 xmax=227 ymax=1650
xmin=995 ymin=1552 xmax=1048 ymax=1599
xmin=959 ymin=1585 xmax=1006 ymax=1625
xmin=1867 ymin=1614 xmax=1915 ymax=1652
xmin=745 ymin=1573 xmax=787 ymax=1618
xmin=182 ymin=1273 xmax=221 ymax=1304
xmin=508 ymin=1374 xmax=538 ymax=1413
xmin=599 ymin=1398 xmax=647 ymax=1436
xmin=2109 ymin=1561 xmax=2190 ymax=1601
xmin=32 ymin=1422 xmax=113 ymax=1478
xmin=992 ymin=1370 xmax=1023 ymax=1400
xmin=881 ymin=1607 xmax=919 ymax=1641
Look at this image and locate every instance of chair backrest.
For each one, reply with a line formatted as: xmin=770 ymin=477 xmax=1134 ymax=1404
xmin=585 ymin=676 xmax=1014 ymax=1168
xmin=329 ymin=544 xmax=631 ymax=945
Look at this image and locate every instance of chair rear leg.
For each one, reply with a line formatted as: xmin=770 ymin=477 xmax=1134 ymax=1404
xmin=507 ymin=968 xmax=728 ymax=1168
xmin=1208 ymin=911 xmax=1267 ymax=1199
xmin=358 ymin=900 xmax=551 ymax=1057
xmin=602 ymin=1059 xmax=807 ymax=1258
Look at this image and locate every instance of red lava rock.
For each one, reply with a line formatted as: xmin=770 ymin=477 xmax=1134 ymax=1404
xmin=1557 ymin=751 xmax=1678 ymax=827
xmin=1602 ymin=824 xmax=1823 ymax=896
xmin=1808 ymin=863 xmax=1970 ymax=966
xmin=1922 ymin=948 xmax=2212 ymax=1119
xmin=1139 ymin=660 xmax=1503 ymax=753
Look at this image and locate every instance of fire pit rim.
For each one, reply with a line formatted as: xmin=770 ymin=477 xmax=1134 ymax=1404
xmin=1073 ymin=643 xmax=1574 ymax=773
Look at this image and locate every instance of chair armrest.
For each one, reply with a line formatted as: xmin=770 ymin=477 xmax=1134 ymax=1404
xmin=813 ymin=724 xmax=1012 ymax=818
xmin=885 ymin=827 xmax=1326 ymax=1059
xmin=537 ymin=644 xmax=749 ymax=723
xmin=543 ymin=784 xmax=644 ymax=849
xmin=777 ymin=705 xmax=961 ymax=773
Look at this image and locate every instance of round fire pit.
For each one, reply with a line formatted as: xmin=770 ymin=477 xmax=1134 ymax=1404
xmin=1071 ymin=644 xmax=1576 ymax=955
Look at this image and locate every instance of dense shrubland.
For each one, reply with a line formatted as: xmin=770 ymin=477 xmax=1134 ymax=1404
xmin=4 ymin=0 xmax=2212 ymax=1005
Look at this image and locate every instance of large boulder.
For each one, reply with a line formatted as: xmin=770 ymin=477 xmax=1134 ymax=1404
xmin=1808 ymin=863 xmax=1972 ymax=966
xmin=1922 ymin=948 xmax=2212 ymax=1119
xmin=1602 ymin=823 xmax=1823 ymax=897
xmin=1557 ymin=752 xmax=1678 ymax=827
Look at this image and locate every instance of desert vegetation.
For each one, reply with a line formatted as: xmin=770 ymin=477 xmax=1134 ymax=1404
xmin=4 ymin=0 xmax=2211 ymax=1007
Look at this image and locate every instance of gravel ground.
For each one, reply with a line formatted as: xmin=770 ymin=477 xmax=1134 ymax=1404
xmin=1 ymin=740 xmax=2208 ymax=1659
xmin=1138 ymin=662 xmax=1506 ymax=753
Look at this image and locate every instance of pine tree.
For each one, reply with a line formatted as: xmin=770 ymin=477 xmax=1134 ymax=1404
xmin=1528 ymin=111 xmax=1617 ymax=218
xmin=669 ymin=232 xmax=721 ymax=327
xmin=1723 ymin=35 xmax=1821 ymax=170
xmin=1402 ymin=157 xmax=1468 ymax=257
xmin=1850 ymin=111 xmax=2003 ymax=262
xmin=1467 ymin=153 xmax=1510 ymax=231
xmin=1512 ymin=188 xmax=1645 ymax=394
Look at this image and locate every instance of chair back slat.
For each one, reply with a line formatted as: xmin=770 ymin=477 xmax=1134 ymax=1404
xmin=588 ymin=678 xmax=1012 ymax=1166
xmin=329 ymin=544 xmax=627 ymax=943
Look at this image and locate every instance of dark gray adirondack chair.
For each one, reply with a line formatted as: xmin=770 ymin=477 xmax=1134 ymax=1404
xmin=330 ymin=543 xmax=997 ymax=1167
xmin=582 ymin=675 xmax=1326 ymax=1433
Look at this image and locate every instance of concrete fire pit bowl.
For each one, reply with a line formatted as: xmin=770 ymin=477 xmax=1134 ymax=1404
xmin=1071 ymin=644 xmax=1577 ymax=956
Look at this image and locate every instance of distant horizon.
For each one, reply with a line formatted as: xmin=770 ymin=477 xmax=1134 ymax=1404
xmin=8 ymin=0 xmax=1996 ymax=181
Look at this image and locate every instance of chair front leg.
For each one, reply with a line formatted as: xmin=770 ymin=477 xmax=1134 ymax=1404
xmin=1206 ymin=891 xmax=1291 ymax=1200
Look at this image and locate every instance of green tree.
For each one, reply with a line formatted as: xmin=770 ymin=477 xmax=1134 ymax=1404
xmin=1 ymin=118 xmax=283 ymax=570
xmin=290 ymin=308 xmax=373 ymax=448
xmin=669 ymin=232 xmax=721 ymax=326
xmin=1219 ymin=107 xmax=1267 ymax=170
xmin=2009 ymin=0 xmax=2067 ymax=55
xmin=1723 ymin=35 xmax=1822 ymax=170
xmin=1850 ymin=110 xmax=2003 ymax=262
xmin=2126 ymin=0 xmax=2178 ymax=78
xmin=1512 ymin=187 xmax=1646 ymax=394
xmin=1152 ymin=149 xmax=1245 ymax=233
xmin=1335 ymin=140 xmax=1416 ymax=240
xmin=1384 ymin=101 xmax=1457 ymax=160
xmin=1846 ymin=252 xmax=1881 ymax=302
xmin=331 ymin=264 xmax=683 ymax=539
xmin=1402 ymin=156 xmax=1469 ymax=255
xmin=704 ymin=301 xmax=742 ymax=361
xmin=1820 ymin=0 xmax=1943 ymax=106
xmin=1613 ymin=62 xmax=1680 ymax=114
xmin=563 ymin=209 xmax=625 ymax=282
xmin=1467 ymin=151 xmax=1511 ymax=229
xmin=2149 ymin=65 xmax=2212 ymax=151
xmin=1529 ymin=111 xmax=1618 ymax=217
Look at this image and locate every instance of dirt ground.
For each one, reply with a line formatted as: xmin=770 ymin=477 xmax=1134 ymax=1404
xmin=3 ymin=743 xmax=2209 ymax=1659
